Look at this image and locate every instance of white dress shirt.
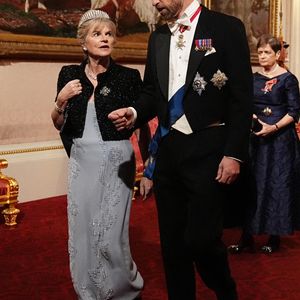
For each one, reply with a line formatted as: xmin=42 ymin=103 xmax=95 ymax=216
xmin=169 ymin=0 xmax=201 ymax=134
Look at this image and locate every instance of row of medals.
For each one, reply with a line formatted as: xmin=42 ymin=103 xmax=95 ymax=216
xmin=176 ymin=31 xmax=211 ymax=51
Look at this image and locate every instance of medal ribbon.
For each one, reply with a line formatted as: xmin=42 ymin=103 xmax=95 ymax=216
xmin=179 ymin=5 xmax=202 ymax=33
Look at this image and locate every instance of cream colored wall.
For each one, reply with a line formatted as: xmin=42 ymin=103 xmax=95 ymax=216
xmin=280 ymin=0 xmax=300 ymax=80
xmin=1 ymin=142 xmax=68 ymax=202
xmin=289 ymin=0 xmax=300 ymax=81
xmin=0 ymin=61 xmax=61 ymax=145
xmin=0 ymin=61 xmax=73 ymax=202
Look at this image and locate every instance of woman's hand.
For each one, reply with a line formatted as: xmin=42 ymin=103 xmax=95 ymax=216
xmin=51 ymin=79 xmax=82 ymax=130
xmin=56 ymin=79 xmax=82 ymax=109
xmin=254 ymin=120 xmax=278 ymax=137
xmin=254 ymin=114 xmax=294 ymax=137
xmin=139 ymin=176 xmax=153 ymax=200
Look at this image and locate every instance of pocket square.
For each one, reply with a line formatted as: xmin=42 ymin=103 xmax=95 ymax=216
xmin=204 ymin=47 xmax=216 ymax=56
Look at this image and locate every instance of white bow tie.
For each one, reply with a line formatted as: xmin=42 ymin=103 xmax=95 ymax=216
xmin=169 ymin=17 xmax=191 ymax=34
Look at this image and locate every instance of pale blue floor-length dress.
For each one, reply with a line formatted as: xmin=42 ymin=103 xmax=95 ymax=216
xmin=67 ymin=102 xmax=143 ymax=300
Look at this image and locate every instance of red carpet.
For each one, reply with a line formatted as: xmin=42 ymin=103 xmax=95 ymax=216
xmin=1 ymin=195 xmax=300 ymax=300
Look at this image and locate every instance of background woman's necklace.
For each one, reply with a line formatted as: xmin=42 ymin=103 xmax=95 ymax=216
xmin=262 ymin=63 xmax=279 ymax=76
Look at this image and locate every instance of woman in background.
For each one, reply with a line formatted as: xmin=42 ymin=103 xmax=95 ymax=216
xmin=229 ymin=34 xmax=300 ymax=254
xmin=51 ymin=9 xmax=145 ymax=299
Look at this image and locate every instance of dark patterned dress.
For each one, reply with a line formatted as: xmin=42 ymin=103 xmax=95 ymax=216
xmin=248 ymin=72 xmax=300 ymax=235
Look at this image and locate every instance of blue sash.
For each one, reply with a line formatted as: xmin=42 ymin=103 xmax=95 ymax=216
xmin=144 ymin=86 xmax=185 ymax=179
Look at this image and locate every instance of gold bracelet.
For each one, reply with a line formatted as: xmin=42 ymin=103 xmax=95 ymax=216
xmin=54 ymin=102 xmax=64 ymax=114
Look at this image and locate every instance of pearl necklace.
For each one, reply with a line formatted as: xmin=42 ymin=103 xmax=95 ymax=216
xmin=86 ymin=65 xmax=98 ymax=81
xmin=262 ymin=63 xmax=279 ymax=76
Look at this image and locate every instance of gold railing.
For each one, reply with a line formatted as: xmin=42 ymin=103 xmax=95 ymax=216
xmin=0 ymin=159 xmax=20 ymax=226
xmin=0 ymin=145 xmax=63 ymax=156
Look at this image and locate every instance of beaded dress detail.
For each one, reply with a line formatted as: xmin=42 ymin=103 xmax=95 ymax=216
xmin=68 ymin=102 xmax=143 ymax=299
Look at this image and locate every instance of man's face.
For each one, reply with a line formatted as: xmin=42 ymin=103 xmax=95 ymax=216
xmin=151 ymin=0 xmax=183 ymax=21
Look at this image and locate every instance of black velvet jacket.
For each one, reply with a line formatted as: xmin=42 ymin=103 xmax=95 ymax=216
xmin=56 ymin=59 xmax=142 ymax=155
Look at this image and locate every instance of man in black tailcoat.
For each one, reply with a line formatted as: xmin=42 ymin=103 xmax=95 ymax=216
xmin=109 ymin=0 xmax=253 ymax=299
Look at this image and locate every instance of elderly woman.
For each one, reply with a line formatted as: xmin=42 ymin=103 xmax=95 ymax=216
xmin=228 ymin=34 xmax=300 ymax=254
xmin=51 ymin=10 xmax=144 ymax=300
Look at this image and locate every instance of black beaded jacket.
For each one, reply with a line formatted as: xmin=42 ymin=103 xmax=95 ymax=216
xmin=56 ymin=59 xmax=142 ymax=156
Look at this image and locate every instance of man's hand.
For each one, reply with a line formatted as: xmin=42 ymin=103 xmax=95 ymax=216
xmin=108 ymin=108 xmax=135 ymax=130
xmin=215 ymin=156 xmax=240 ymax=184
xmin=139 ymin=176 xmax=153 ymax=200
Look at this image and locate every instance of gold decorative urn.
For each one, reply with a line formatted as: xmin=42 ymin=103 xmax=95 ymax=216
xmin=0 ymin=159 xmax=20 ymax=226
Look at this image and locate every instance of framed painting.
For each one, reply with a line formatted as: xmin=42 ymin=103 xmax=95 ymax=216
xmin=0 ymin=0 xmax=155 ymax=62
xmin=204 ymin=0 xmax=280 ymax=64
xmin=0 ymin=0 xmax=279 ymax=63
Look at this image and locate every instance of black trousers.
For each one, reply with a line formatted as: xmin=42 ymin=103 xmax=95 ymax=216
xmin=153 ymin=128 xmax=238 ymax=300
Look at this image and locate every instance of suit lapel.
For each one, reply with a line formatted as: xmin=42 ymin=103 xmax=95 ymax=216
xmin=185 ymin=6 xmax=213 ymax=90
xmin=156 ymin=26 xmax=171 ymax=100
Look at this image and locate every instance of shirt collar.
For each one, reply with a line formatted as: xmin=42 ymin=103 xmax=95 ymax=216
xmin=168 ymin=0 xmax=200 ymax=33
xmin=182 ymin=0 xmax=201 ymax=20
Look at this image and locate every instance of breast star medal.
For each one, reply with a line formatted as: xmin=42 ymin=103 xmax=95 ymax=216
xmin=193 ymin=72 xmax=207 ymax=96
xmin=211 ymin=70 xmax=228 ymax=90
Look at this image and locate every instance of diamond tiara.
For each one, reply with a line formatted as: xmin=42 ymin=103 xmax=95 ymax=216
xmin=78 ymin=9 xmax=110 ymax=28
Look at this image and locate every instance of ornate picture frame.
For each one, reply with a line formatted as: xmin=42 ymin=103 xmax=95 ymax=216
xmin=204 ymin=0 xmax=280 ymax=64
xmin=0 ymin=32 xmax=147 ymax=62
xmin=0 ymin=1 xmax=279 ymax=63
xmin=0 ymin=2 xmax=150 ymax=62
